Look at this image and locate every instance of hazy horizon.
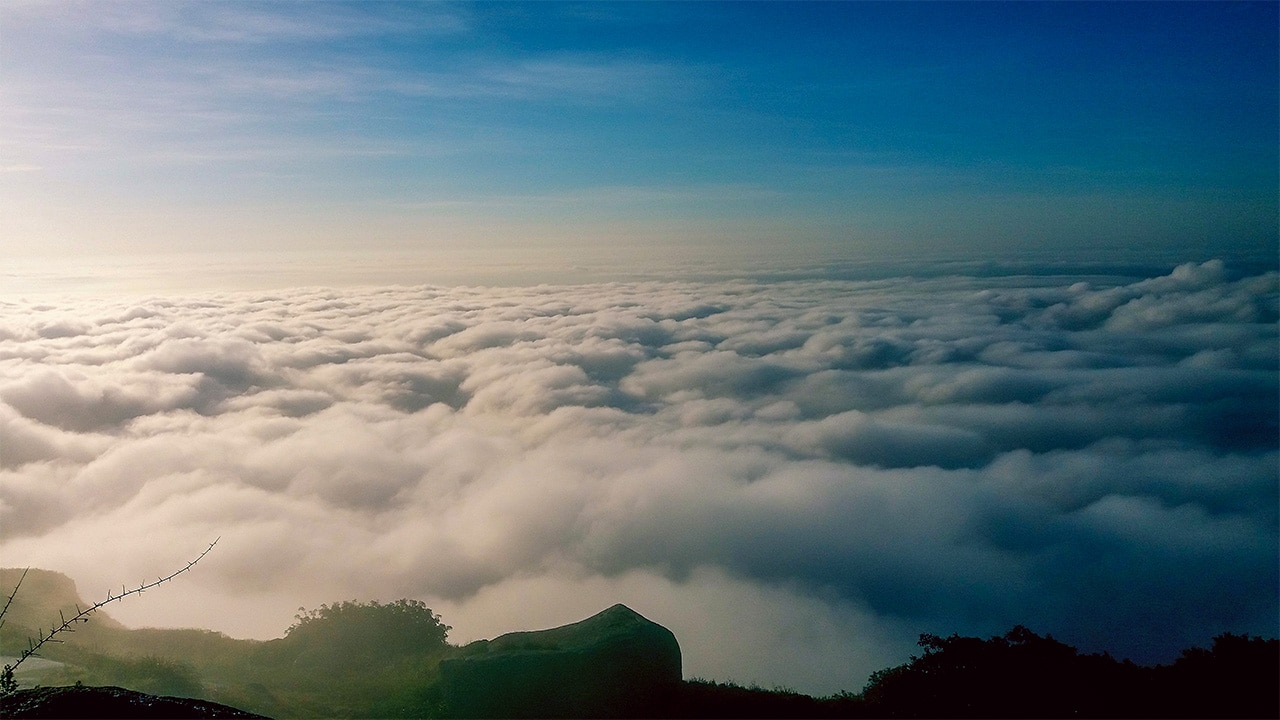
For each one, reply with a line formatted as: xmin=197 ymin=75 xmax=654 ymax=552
xmin=2 ymin=0 xmax=1277 ymax=698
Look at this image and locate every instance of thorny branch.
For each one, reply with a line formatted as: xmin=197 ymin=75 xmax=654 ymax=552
xmin=0 ymin=568 xmax=29 ymax=633
xmin=0 ymin=538 xmax=218 ymax=696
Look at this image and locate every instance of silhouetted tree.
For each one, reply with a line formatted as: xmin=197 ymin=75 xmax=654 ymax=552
xmin=1155 ymin=633 xmax=1279 ymax=718
xmin=860 ymin=626 xmax=1145 ymax=718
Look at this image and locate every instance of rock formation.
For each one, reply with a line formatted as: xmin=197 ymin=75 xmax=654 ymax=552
xmin=440 ymin=604 xmax=682 ymax=718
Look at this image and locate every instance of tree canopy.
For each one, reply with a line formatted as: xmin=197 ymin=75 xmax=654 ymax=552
xmin=860 ymin=626 xmax=1278 ymax=718
xmin=285 ymin=599 xmax=451 ymax=662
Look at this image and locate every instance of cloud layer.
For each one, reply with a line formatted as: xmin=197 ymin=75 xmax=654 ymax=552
xmin=1 ymin=260 xmax=1276 ymax=694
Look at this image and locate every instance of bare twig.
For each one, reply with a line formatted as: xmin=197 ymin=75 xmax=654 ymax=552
xmin=0 ymin=538 xmax=218 ymax=694
xmin=0 ymin=567 xmax=29 ymax=632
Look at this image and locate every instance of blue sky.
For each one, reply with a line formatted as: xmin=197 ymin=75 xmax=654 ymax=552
xmin=2 ymin=1 xmax=1277 ymax=265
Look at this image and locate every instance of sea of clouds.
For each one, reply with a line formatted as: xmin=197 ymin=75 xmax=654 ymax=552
xmin=1 ymin=259 xmax=1276 ymax=694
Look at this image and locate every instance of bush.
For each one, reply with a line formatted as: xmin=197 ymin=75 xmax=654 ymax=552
xmin=285 ymin=599 xmax=451 ymax=664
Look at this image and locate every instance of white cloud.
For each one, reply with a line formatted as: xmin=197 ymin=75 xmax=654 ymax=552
xmin=0 ymin=261 xmax=1275 ymax=695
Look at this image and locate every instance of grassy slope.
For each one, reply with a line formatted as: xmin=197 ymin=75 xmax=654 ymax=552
xmin=1 ymin=569 xmax=449 ymax=718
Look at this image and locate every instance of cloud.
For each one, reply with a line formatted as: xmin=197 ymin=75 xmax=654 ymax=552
xmin=0 ymin=261 xmax=1275 ymax=695
xmin=0 ymin=368 xmax=202 ymax=432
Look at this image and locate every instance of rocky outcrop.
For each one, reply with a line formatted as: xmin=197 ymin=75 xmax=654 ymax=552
xmin=440 ymin=604 xmax=682 ymax=718
xmin=0 ymin=685 xmax=268 ymax=719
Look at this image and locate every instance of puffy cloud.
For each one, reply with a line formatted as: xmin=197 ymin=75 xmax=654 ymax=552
xmin=0 ymin=260 xmax=1275 ymax=695
xmin=0 ymin=368 xmax=202 ymax=431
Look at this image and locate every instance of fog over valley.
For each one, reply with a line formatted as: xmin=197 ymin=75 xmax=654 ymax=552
xmin=1 ymin=258 xmax=1274 ymax=695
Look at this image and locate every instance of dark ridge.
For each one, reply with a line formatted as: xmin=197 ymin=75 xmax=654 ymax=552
xmin=3 ymin=577 xmax=1276 ymax=719
xmin=0 ymin=685 xmax=269 ymax=719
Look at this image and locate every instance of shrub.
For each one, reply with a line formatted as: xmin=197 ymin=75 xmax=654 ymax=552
xmin=285 ymin=598 xmax=451 ymax=663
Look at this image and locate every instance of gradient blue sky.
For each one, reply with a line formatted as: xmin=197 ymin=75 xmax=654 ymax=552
xmin=3 ymin=1 xmax=1277 ymax=266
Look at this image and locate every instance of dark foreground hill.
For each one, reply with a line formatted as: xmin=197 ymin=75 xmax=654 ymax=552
xmin=0 ymin=685 xmax=267 ymax=719
xmin=2 ymin=568 xmax=1276 ymax=718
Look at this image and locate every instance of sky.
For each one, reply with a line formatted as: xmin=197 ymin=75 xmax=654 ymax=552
xmin=2 ymin=1 xmax=1277 ymax=270
xmin=0 ymin=0 xmax=1278 ymax=698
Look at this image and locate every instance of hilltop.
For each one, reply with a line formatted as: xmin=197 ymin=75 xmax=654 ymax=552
xmin=0 ymin=567 xmax=127 ymax=637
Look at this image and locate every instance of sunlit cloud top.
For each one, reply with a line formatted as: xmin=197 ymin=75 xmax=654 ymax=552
xmin=2 ymin=1 xmax=1277 ymax=264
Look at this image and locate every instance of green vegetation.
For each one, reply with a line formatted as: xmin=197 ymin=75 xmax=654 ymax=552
xmin=247 ymin=599 xmax=451 ymax=718
xmin=54 ymin=655 xmax=203 ymax=699
xmin=1 ymin=561 xmax=449 ymax=718
xmin=14 ymin=599 xmax=451 ymax=719
xmin=1 ymin=542 xmax=216 ymax=699
xmin=286 ymin=599 xmax=450 ymax=664
xmin=3 ymin=569 xmax=1277 ymax=719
